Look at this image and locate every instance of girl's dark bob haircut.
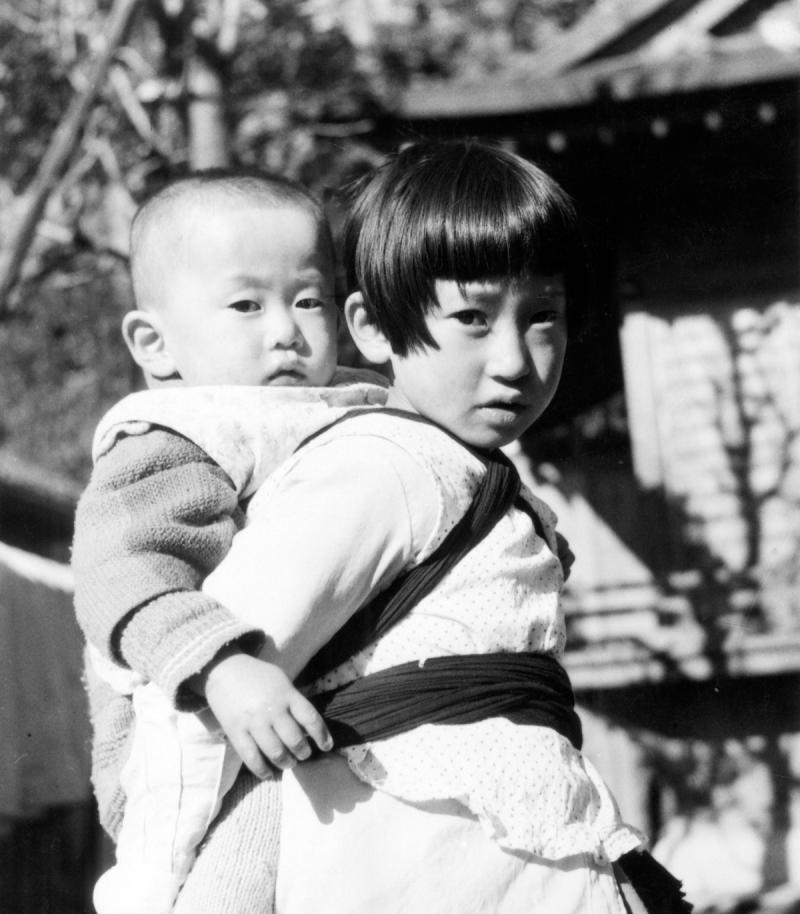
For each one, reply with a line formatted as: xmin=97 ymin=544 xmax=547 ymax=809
xmin=344 ymin=139 xmax=587 ymax=356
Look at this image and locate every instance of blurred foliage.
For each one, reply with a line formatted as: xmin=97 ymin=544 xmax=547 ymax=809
xmin=0 ymin=18 xmax=73 ymax=189
xmin=0 ymin=0 xmax=594 ymax=487
xmin=0 ymin=253 xmax=135 ymax=481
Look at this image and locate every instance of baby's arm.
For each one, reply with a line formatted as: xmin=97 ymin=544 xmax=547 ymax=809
xmin=74 ymin=425 xmax=332 ymax=778
xmin=198 ymin=436 xmax=439 ymax=772
xmin=73 ymin=427 xmax=264 ymax=709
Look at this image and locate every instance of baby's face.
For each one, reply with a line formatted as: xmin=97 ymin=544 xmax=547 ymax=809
xmin=154 ymin=202 xmax=338 ymax=387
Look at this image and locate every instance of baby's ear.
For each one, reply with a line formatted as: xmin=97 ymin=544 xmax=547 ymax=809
xmin=121 ymin=310 xmax=178 ymax=382
xmin=344 ymin=292 xmax=392 ymax=366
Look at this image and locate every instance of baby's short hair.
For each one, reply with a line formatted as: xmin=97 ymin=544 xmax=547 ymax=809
xmin=129 ymin=168 xmax=331 ymax=309
xmin=343 ymin=140 xmax=586 ymax=355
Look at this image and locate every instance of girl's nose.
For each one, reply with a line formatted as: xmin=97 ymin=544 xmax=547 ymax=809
xmin=488 ymin=327 xmax=531 ymax=381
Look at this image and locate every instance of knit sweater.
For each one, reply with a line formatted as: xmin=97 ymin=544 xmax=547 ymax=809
xmin=73 ymin=429 xmax=259 ymax=836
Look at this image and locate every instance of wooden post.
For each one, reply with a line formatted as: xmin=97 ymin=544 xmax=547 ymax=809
xmin=0 ymin=0 xmax=141 ymax=312
xmin=186 ymin=46 xmax=230 ymax=170
xmin=186 ymin=0 xmax=241 ymax=170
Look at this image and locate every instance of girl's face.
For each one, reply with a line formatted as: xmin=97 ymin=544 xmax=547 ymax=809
xmin=385 ymin=275 xmax=568 ymax=450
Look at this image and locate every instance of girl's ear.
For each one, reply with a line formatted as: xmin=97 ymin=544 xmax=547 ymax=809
xmin=121 ymin=310 xmax=178 ymax=382
xmin=344 ymin=292 xmax=392 ymax=366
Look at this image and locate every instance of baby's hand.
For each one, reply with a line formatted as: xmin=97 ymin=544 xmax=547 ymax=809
xmin=201 ymin=649 xmax=333 ymax=779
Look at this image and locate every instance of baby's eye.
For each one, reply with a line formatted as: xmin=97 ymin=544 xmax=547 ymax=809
xmin=229 ymin=299 xmax=261 ymax=313
xmin=295 ymin=297 xmax=326 ymax=310
xmin=452 ymin=309 xmax=487 ymax=328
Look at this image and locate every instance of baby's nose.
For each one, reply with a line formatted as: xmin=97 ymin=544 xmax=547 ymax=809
xmin=264 ymin=307 xmax=301 ymax=348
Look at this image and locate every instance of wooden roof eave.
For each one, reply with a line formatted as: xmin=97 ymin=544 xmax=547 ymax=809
xmin=399 ymin=38 xmax=800 ymax=121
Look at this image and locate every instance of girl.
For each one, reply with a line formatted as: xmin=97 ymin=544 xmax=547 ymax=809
xmin=188 ymin=139 xmax=691 ymax=914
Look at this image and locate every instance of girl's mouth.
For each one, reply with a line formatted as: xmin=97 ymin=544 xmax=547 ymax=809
xmin=483 ymin=400 xmax=528 ymax=415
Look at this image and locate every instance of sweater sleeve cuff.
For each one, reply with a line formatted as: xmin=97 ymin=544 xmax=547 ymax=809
xmin=119 ymin=591 xmax=265 ymax=710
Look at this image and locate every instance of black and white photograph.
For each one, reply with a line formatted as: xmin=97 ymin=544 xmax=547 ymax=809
xmin=1 ymin=2 xmax=800 ymax=912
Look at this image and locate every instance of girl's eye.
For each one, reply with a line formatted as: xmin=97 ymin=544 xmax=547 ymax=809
xmin=229 ymin=299 xmax=261 ymax=313
xmin=295 ymin=297 xmax=326 ymax=310
xmin=530 ymin=310 xmax=561 ymax=326
xmin=452 ymin=310 xmax=487 ymax=328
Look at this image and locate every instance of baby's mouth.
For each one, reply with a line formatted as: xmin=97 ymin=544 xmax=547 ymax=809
xmin=265 ymin=367 xmax=305 ymax=385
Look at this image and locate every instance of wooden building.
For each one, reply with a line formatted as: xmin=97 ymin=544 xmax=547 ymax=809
xmin=390 ymin=0 xmax=800 ymax=905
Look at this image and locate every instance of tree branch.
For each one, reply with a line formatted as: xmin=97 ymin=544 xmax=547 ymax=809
xmin=0 ymin=0 xmax=142 ymax=313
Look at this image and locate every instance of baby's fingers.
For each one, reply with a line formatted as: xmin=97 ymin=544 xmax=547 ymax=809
xmin=290 ymin=693 xmax=333 ymax=752
xmin=273 ymin=712 xmax=320 ymax=763
xmin=248 ymin=720 xmax=299 ymax=772
xmin=231 ymin=732 xmax=273 ymax=780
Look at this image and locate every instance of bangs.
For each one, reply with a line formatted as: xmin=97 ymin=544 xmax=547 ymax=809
xmin=413 ymin=151 xmax=577 ymax=285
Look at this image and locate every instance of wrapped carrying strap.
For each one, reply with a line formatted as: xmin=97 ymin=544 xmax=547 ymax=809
xmin=297 ymin=410 xmax=534 ymax=684
xmin=296 ymin=406 xmax=581 ymax=749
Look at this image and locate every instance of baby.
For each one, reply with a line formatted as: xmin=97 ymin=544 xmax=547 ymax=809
xmin=72 ymin=168 xmax=387 ymax=914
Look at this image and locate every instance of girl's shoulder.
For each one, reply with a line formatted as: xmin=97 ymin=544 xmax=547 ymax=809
xmin=295 ymin=409 xmax=488 ymax=561
xmin=309 ymin=408 xmax=486 ymax=486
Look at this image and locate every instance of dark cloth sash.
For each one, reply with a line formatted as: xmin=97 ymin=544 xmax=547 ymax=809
xmin=310 ymin=656 xmax=692 ymax=913
xmin=615 ymin=851 xmax=694 ymax=914
xmin=311 ymin=651 xmax=583 ymax=750
xmin=311 ymin=655 xmax=691 ymax=913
